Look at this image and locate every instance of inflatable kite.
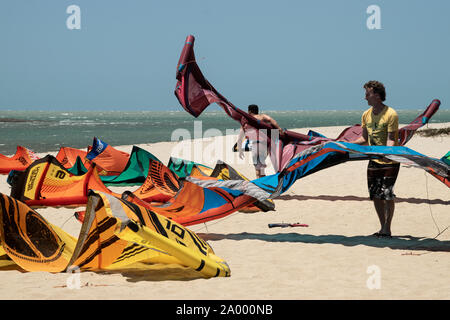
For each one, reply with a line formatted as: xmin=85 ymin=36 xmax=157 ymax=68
xmin=56 ymin=137 xmax=131 ymax=176
xmin=174 ymin=35 xmax=441 ymax=171
xmin=8 ymin=148 xmax=274 ymax=227
xmin=56 ymin=145 xmax=162 ymax=186
xmin=168 ymin=157 xmax=213 ymax=178
xmin=186 ymin=142 xmax=449 ymax=202
xmin=85 ymin=137 xmax=130 ymax=176
xmin=9 ymin=155 xmax=118 ymax=207
xmin=99 ymin=145 xmax=162 ymax=186
xmin=55 ymin=146 xmax=89 ymax=170
xmin=442 ymin=152 xmax=450 ymax=166
xmin=8 ymin=153 xmax=175 ymax=208
xmin=208 ymin=160 xmax=275 ymax=212
xmin=73 ymin=158 xmax=274 ymax=226
xmin=2 ymin=137 xmax=131 ymax=178
xmin=0 ymin=191 xmax=230 ymax=277
xmin=0 ymin=146 xmax=39 ymax=175
xmin=122 ymin=158 xmax=274 ymax=226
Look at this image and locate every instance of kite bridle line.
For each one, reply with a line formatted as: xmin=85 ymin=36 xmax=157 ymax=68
xmin=422 ymin=122 xmax=449 ymax=239
xmin=60 ymin=213 xmax=76 ymax=230
xmin=190 ymin=210 xmax=243 ymax=233
xmin=424 ymin=171 xmax=450 ymax=240
xmin=400 ymin=171 xmax=449 ymax=254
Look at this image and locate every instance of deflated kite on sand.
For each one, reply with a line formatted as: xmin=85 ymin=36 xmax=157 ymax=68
xmin=122 ymin=159 xmax=274 ymax=226
xmin=0 ymin=191 xmax=230 ymax=277
xmin=9 ymin=149 xmax=274 ymax=227
xmin=0 ymin=146 xmax=39 ymax=175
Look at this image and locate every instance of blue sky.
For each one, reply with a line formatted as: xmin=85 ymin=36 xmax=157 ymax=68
xmin=0 ymin=0 xmax=449 ymax=111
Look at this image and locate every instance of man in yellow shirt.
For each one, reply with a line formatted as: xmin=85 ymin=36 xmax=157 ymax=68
xmin=350 ymin=81 xmax=400 ymax=238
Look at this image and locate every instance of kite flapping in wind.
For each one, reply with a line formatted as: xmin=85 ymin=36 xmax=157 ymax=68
xmin=268 ymin=142 xmax=450 ymax=197
xmin=276 ymin=99 xmax=442 ymax=169
xmin=185 ymin=142 xmax=449 ymax=202
xmin=174 ymin=35 xmax=441 ymax=171
xmin=0 ymin=146 xmax=40 ymax=175
xmin=174 ymin=35 xmax=312 ymax=172
xmin=277 ymin=99 xmax=440 ymax=170
xmin=0 ymin=191 xmax=230 ymax=277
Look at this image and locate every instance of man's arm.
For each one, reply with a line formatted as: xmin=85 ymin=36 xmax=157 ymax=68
xmin=262 ymin=114 xmax=284 ymax=137
xmin=386 ymin=112 xmax=399 ymax=146
xmin=386 ymin=131 xmax=397 ymax=147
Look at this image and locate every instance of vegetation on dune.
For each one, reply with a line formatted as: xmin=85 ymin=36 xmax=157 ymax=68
xmin=416 ymin=127 xmax=450 ymax=137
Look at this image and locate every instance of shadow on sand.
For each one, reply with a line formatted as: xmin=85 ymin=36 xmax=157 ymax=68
xmin=277 ymin=194 xmax=449 ymax=205
xmin=0 ymin=255 xmax=205 ymax=282
xmin=104 ymin=265 xmax=205 ymax=283
xmin=198 ymin=232 xmax=450 ymax=253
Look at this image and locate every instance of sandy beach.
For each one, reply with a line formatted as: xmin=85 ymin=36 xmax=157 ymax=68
xmin=0 ymin=123 xmax=449 ymax=300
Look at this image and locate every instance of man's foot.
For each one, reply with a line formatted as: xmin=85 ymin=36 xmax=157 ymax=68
xmin=372 ymin=232 xmax=392 ymax=238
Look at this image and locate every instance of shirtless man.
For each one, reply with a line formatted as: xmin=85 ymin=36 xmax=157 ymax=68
xmin=237 ymin=104 xmax=283 ymax=178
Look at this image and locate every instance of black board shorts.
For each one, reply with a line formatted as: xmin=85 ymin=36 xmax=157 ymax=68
xmin=367 ymin=160 xmax=400 ymax=200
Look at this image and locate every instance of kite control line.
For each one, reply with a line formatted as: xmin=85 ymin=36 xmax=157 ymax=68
xmin=268 ymin=223 xmax=309 ymax=228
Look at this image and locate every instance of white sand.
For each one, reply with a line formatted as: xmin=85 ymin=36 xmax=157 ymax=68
xmin=0 ymin=123 xmax=449 ymax=300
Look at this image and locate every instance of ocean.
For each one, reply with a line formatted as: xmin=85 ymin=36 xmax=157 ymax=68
xmin=1 ymin=109 xmax=449 ymax=156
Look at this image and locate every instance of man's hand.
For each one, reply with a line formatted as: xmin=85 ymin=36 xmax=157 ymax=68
xmin=237 ymin=127 xmax=245 ymax=159
xmin=386 ymin=131 xmax=397 ymax=146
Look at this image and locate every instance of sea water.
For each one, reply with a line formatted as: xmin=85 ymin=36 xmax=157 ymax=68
xmin=1 ymin=109 xmax=449 ymax=156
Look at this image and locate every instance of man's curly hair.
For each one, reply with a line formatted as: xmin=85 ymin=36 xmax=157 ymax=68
xmin=364 ymin=80 xmax=386 ymax=101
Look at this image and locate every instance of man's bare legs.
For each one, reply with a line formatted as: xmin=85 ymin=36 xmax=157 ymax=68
xmin=373 ymin=198 xmax=395 ymax=236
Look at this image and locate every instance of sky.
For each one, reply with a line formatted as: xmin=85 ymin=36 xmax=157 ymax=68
xmin=0 ymin=0 xmax=449 ymax=111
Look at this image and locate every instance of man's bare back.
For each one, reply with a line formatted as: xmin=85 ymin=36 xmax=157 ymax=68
xmin=252 ymin=113 xmax=278 ymax=127
xmin=237 ymin=104 xmax=283 ymax=178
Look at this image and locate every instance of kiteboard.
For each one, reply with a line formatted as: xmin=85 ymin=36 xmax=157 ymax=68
xmin=268 ymin=223 xmax=309 ymax=228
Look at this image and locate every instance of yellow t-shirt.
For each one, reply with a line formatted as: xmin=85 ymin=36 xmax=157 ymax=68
xmin=361 ymin=105 xmax=399 ymax=164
